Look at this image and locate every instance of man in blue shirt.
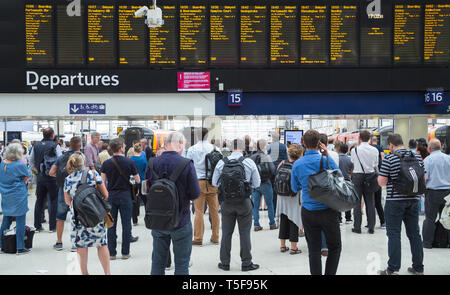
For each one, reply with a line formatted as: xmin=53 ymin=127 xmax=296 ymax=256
xmin=291 ymin=129 xmax=341 ymax=275
xmin=422 ymin=138 xmax=450 ymax=248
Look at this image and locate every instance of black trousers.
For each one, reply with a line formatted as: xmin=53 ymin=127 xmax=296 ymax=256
xmin=339 ymin=210 xmax=352 ymax=222
xmin=278 ymin=214 xmax=299 ymax=243
xmin=301 ymin=207 xmax=342 ymax=275
xmin=374 ymin=188 xmax=385 ymax=225
xmin=34 ymin=179 xmax=58 ymax=231
xmin=352 ymin=173 xmax=376 ymax=231
xmin=422 ymin=189 xmax=450 ymax=246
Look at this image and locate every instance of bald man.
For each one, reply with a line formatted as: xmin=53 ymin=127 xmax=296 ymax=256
xmin=422 ymin=139 xmax=450 ymax=248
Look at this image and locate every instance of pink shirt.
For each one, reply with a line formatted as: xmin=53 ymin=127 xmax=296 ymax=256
xmin=84 ymin=142 xmax=99 ymax=167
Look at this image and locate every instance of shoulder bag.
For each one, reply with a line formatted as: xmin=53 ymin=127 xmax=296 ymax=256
xmin=111 ymin=157 xmax=140 ymax=201
xmin=354 ymin=147 xmax=380 ymax=193
xmin=90 ymin=167 xmax=114 ymax=229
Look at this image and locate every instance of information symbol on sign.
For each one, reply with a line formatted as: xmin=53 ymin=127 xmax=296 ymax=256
xmin=228 ymin=91 xmax=243 ymax=107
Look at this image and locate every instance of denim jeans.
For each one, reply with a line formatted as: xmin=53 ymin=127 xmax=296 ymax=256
xmin=0 ymin=215 xmax=26 ymax=250
xmin=56 ymin=187 xmax=70 ymax=221
xmin=107 ymin=193 xmax=133 ymax=256
xmin=251 ymin=183 xmax=276 ymax=227
xmin=151 ymin=221 xmax=193 ymax=275
xmin=385 ymin=200 xmax=424 ymax=273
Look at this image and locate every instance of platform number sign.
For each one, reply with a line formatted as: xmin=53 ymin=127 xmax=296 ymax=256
xmin=228 ymin=91 xmax=243 ymax=107
xmin=424 ymin=91 xmax=445 ymax=105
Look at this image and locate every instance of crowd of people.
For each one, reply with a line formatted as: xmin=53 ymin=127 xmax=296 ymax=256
xmin=0 ymin=126 xmax=449 ymax=276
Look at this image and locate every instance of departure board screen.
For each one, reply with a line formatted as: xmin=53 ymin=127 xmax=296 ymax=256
xmin=424 ymin=4 xmax=450 ymax=65
xmin=360 ymin=0 xmax=392 ymax=66
xmin=330 ymin=5 xmax=358 ymax=66
xmin=25 ymin=4 xmax=54 ymax=66
xmin=57 ymin=5 xmax=84 ymax=66
xmin=300 ymin=5 xmax=328 ymax=65
xmin=179 ymin=5 xmax=208 ymax=67
xmin=118 ymin=5 xmax=147 ymax=67
xmin=270 ymin=6 xmax=298 ymax=66
xmin=240 ymin=5 xmax=268 ymax=67
xmin=150 ymin=5 xmax=177 ymax=67
xmin=210 ymin=5 xmax=238 ymax=67
xmin=394 ymin=4 xmax=421 ymax=65
xmin=87 ymin=5 xmax=115 ymax=66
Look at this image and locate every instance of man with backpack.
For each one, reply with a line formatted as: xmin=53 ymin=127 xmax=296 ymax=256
xmin=378 ymin=134 xmax=425 ymax=275
xmin=250 ymin=139 xmax=277 ymax=231
xmin=212 ymin=139 xmax=261 ymax=272
xmin=145 ymin=132 xmax=200 ymax=275
xmin=186 ymin=128 xmax=222 ymax=246
xmin=267 ymin=132 xmax=288 ymax=217
xmin=422 ymin=138 xmax=450 ymax=249
xmin=30 ymin=128 xmax=62 ymax=233
xmin=49 ymin=136 xmax=82 ymax=251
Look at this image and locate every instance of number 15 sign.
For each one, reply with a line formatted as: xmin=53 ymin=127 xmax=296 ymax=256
xmin=228 ymin=91 xmax=243 ymax=107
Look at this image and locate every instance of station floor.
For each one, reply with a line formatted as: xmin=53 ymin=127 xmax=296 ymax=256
xmin=0 ymin=195 xmax=449 ymax=275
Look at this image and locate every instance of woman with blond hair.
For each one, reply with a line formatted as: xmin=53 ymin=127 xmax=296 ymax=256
xmin=63 ymin=152 xmax=110 ymax=275
xmin=275 ymin=144 xmax=304 ymax=255
xmin=0 ymin=143 xmax=32 ymax=254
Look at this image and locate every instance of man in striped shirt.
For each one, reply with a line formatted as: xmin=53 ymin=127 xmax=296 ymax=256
xmin=377 ymin=134 xmax=424 ymax=275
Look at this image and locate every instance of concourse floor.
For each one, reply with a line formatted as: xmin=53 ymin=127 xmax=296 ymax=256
xmin=0 ymin=195 xmax=449 ymax=275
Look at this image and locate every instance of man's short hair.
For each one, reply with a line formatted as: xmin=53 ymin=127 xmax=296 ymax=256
xmin=233 ymin=139 xmax=245 ymax=151
xmin=429 ymin=139 xmax=441 ymax=151
xmin=43 ymin=127 xmax=54 ymax=140
xmin=359 ymin=130 xmax=371 ymax=142
xmin=257 ymin=139 xmax=267 ymax=151
xmin=69 ymin=136 xmax=82 ymax=150
xmin=102 ymin=142 xmax=109 ymax=150
xmin=408 ymin=139 xmax=417 ymax=149
xmin=328 ymin=138 xmax=334 ymax=145
xmin=303 ymin=130 xmax=320 ymax=149
xmin=340 ymin=143 xmax=349 ymax=154
xmin=201 ymin=128 xmax=209 ymax=141
xmin=387 ymin=134 xmax=404 ymax=147
xmin=165 ymin=132 xmax=186 ymax=146
xmin=271 ymin=133 xmax=280 ymax=142
xmin=319 ymin=133 xmax=328 ymax=145
xmin=91 ymin=132 xmax=101 ymax=138
xmin=109 ymin=138 xmax=125 ymax=154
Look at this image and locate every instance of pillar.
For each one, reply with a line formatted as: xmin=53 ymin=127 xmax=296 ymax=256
xmin=394 ymin=116 xmax=428 ymax=144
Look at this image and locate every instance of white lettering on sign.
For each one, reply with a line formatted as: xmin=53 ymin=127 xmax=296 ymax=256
xmin=367 ymin=0 xmax=384 ymax=19
xmin=26 ymin=71 xmax=120 ymax=90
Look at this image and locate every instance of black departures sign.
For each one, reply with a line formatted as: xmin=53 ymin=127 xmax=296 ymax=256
xmin=1 ymin=0 xmax=450 ymax=93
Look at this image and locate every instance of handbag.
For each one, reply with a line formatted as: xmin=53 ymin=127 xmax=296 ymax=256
xmin=308 ymin=155 xmax=360 ymax=212
xmin=111 ymin=157 xmax=139 ymax=201
xmin=354 ymin=147 xmax=380 ymax=193
xmin=90 ymin=167 xmax=114 ymax=229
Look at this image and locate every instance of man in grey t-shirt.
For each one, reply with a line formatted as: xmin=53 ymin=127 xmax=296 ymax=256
xmin=338 ymin=143 xmax=353 ymax=223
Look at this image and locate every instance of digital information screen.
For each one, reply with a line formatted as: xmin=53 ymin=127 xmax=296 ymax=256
xmin=424 ymin=4 xmax=450 ymax=65
xmin=394 ymin=4 xmax=421 ymax=65
xmin=360 ymin=1 xmax=392 ymax=66
xmin=57 ymin=5 xmax=85 ymax=65
xmin=240 ymin=5 xmax=268 ymax=67
xmin=87 ymin=5 xmax=115 ymax=66
xmin=284 ymin=130 xmax=303 ymax=145
xmin=270 ymin=5 xmax=298 ymax=66
xmin=330 ymin=5 xmax=358 ymax=66
xmin=25 ymin=4 xmax=54 ymax=66
xmin=210 ymin=5 xmax=238 ymax=67
xmin=149 ymin=5 xmax=177 ymax=67
xmin=118 ymin=5 xmax=147 ymax=66
xmin=179 ymin=5 xmax=208 ymax=67
xmin=300 ymin=5 xmax=328 ymax=65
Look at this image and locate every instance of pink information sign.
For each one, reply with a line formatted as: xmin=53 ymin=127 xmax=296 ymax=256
xmin=177 ymin=72 xmax=210 ymax=91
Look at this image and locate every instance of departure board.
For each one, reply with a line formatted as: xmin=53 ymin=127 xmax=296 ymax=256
xmin=270 ymin=6 xmax=298 ymax=66
xmin=241 ymin=5 xmax=268 ymax=67
xmin=300 ymin=5 xmax=328 ymax=65
xmin=25 ymin=4 xmax=54 ymax=66
xmin=150 ymin=5 xmax=177 ymax=67
xmin=210 ymin=5 xmax=238 ymax=67
xmin=360 ymin=0 xmax=392 ymax=66
xmin=179 ymin=5 xmax=208 ymax=67
xmin=87 ymin=5 xmax=115 ymax=66
xmin=57 ymin=5 xmax=84 ymax=65
xmin=118 ymin=5 xmax=147 ymax=66
xmin=330 ymin=5 xmax=358 ymax=66
xmin=424 ymin=4 xmax=450 ymax=65
xmin=394 ymin=4 xmax=421 ymax=65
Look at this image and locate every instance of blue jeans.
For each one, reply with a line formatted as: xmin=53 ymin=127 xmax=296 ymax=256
xmin=385 ymin=200 xmax=424 ymax=273
xmin=0 ymin=215 xmax=26 ymax=250
xmin=251 ymin=183 xmax=276 ymax=227
xmin=107 ymin=193 xmax=133 ymax=256
xmin=151 ymin=221 xmax=193 ymax=275
xmin=56 ymin=187 xmax=70 ymax=221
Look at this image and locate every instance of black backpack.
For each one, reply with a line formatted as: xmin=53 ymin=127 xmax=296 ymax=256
xmin=254 ymin=153 xmax=273 ymax=184
xmin=144 ymin=158 xmax=191 ymax=231
xmin=205 ymin=148 xmax=223 ymax=184
xmin=218 ymin=157 xmax=251 ymax=202
xmin=392 ymin=151 xmax=426 ymax=196
xmin=56 ymin=151 xmax=75 ymax=187
xmin=40 ymin=142 xmax=58 ymax=177
xmin=274 ymin=161 xmax=297 ymax=197
xmin=73 ymin=170 xmax=111 ymax=228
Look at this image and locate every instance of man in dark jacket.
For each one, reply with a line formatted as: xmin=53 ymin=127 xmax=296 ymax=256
xmin=268 ymin=133 xmax=288 ymax=214
xmin=146 ymin=132 xmax=200 ymax=275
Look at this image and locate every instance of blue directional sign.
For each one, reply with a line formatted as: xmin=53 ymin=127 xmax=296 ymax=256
xmin=228 ymin=91 xmax=243 ymax=107
xmin=70 ymin=103 xmax=106 ymax=115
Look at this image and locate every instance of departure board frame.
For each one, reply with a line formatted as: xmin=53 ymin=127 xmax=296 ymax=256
xmin=2 ymin=0 xmax=450 ymax=93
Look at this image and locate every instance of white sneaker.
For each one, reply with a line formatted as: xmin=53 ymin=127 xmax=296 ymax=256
xmin=189 ymin=260 xmax=193 ymax=268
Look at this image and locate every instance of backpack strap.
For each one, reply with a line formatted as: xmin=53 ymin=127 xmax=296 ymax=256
xmin=223 ymin=157 xmax=230 ymax=165
xmin=80 ymin=170 xmax=89 ymax=185
xmin=169 ymin=158 xmax=192 ymax=183
xmin=148 ymin=157 xmax=160 ymax=180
